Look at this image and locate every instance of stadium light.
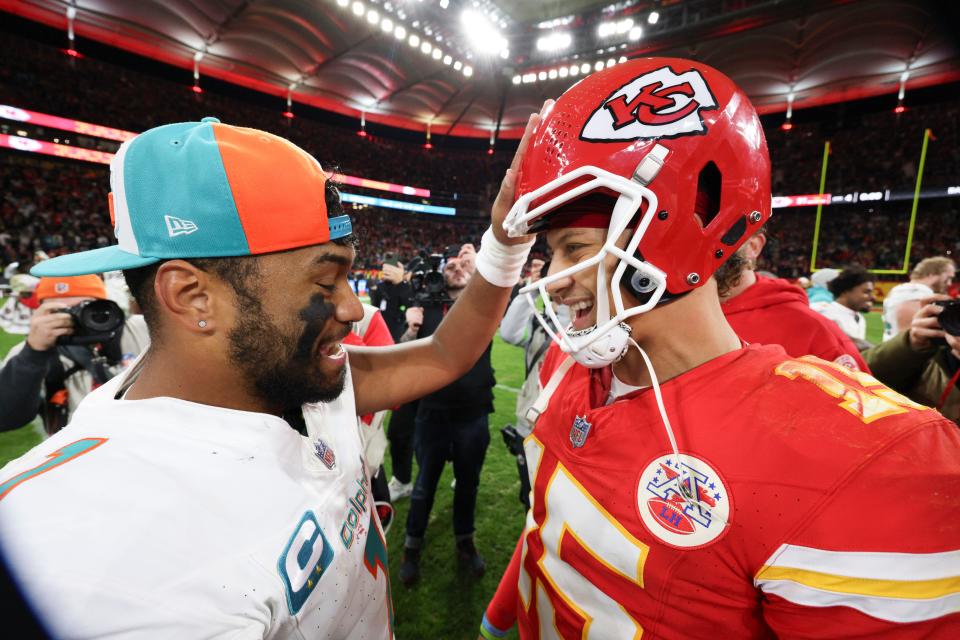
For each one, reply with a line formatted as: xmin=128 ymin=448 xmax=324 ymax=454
xmin=366 ymin=9 xmax=379 ymax=24
xmin=628 ymin=26 xmax=643 ymax=41
xmin=432 ymin=48 xmax=442 ymax=60
xmin=598 ymin=19 xmax=633 ymax=39
xmin=463 ymin=65 xmax=473 ymax=77
xmin=380 ymin=18 xmax=393 ymax=32
xmin=352 ymin=2 xmax=365 ymax=17
xmin=64 ymin=5 xmax=77 ymax=56
xmin=394 ymin=25 xmax=406 ymax=39
xmin=782 ymin=92 xmax=794 ymax=130
xmin=421 ymin=41 xmax=433 ymax=54
xmin=537 ymin=32 xmax=572 ymax=52
xmin=443 ymin=55 xmax=452 ymax=65
xmin=648 ymin=11 xmax=660 ymax=25
xmin=461 ymin=9 xmax=509 ymax=57
xmin=453 ymin=60 xmax=462 ymax=70
xmin=409 ymin=34 xmax=420 ymax=47
xmin=512 ymin=75 xmax=521 ymax=84
xmin=337 ymin=0 xmax=348 ymax=6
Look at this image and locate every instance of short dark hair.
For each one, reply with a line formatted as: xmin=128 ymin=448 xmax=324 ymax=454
xmin=828 ymin=266 xmax=873 ymax=297
xmin=123 ymin=178 xmax=355 ymax=336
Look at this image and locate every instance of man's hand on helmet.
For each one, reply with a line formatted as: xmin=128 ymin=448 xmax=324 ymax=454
xmin=491 ymin=100 xmax=554 ymax=246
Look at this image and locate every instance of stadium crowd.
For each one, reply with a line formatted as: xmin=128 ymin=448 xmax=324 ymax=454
xmin=3 ymin=32 xmax=959 ymax=281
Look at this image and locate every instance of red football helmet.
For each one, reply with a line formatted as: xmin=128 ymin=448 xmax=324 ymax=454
xmin=504 ymin=57 xmax=771 ymax=367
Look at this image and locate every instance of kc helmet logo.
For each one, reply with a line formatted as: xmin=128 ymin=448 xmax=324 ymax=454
xmin=581 ymin=66 xmax=718 ymax=142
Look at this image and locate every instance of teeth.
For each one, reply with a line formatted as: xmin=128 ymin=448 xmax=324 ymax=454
xmin=570 ymin=300 xmax=593 ymax=313
xmin=324 ymin=343 xmax=346 ymax=361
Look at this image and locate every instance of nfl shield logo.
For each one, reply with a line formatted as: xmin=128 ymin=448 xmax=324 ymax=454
xmin=569 ymin=415 xmax=592 ymax=448
xmin=313 ymin=438 xmax=337 ymax=469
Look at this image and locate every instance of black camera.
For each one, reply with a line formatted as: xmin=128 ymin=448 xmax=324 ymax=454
xmin=407 ymin=251 xmax=452 ymax=307
xmin=57 ymin=299 xmax=125 ymax=346
xmin=935 ymin=300 xmax=960 ymax=336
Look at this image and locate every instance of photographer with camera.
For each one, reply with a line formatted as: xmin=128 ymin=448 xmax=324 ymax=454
xmin=0 ymin=274 xmax=148 ymax=435
xmin=368 ymin=252 xmax=413 ymax=342
xmin=398 ymin=246 xmax=495 ymax=586
xmin=864 ymin=295 xmax=960 ymax=424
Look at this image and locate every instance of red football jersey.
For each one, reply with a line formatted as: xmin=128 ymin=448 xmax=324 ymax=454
xmin=483 ymin=344 xmax=960 ymax=639
xmin=722 ymin=275 xmax=869 ymax=372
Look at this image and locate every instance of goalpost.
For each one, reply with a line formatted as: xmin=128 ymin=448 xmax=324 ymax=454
xmin=808 ymin=128 xmax=934 ymax=276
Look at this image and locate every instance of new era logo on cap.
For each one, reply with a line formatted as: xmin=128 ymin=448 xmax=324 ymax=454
xmin=165 ymin=215 xmax=199 ymax=238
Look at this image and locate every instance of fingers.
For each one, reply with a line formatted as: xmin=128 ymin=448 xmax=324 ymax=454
xmin=510 ymin=107 xmax=546 ymax=174
xmin=36 ymin=301 xmax=69 ymax=316
xmin=27 ymin=311 xmax=74 ymax=351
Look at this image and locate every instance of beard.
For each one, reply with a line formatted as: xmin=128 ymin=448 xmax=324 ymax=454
xmin=227 ymin=291 xmax=347 ymax=413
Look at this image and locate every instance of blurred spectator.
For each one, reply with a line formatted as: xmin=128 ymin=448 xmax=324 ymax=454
xmin=807 ymin=268 xmax=840 ymax=304
xmin=0 ymin=274 xmax=148 ymax=434
xmin=882 ymin=256 xmax=956 ymax=341
xmin=718 ymin=232 xmax=868 ymax=370
xmin=499 ymin=259 xmax=571 ymax=508
xmin=813 ymin=266 xmax=876 ymax=348
xmin=865 ymin=296 xmax=960 ymax=424
xmin=399 ymin=252 xmax=492 ymax=586
xmin=368 ymin=256 xmax=412 ymax=342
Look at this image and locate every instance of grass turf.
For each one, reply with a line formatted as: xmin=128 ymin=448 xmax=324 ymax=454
xmin=0 ymin=311 xmax=886 ymax=639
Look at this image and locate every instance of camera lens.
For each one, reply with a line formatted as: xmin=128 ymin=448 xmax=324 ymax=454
xmin=936 ymin=300 xmax=960 ymax=336
xmin=78 ymin=300 xmax=124 ymax=333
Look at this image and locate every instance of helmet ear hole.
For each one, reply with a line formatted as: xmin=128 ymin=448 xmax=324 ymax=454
xmin=631 ymin=271 xmax=657 ymax=294
xmin=695 ymin=162 xmax=722 ymax=230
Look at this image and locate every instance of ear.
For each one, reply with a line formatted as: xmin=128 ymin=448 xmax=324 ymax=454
xmin=740 ymin=232 xmax=766 ymax=262
xmin=153 ymin=260 xmax=226 ymax=335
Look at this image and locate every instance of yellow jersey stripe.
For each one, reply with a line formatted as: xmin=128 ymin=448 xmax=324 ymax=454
xmin=756 ymin=565 xmax=960 ymax=600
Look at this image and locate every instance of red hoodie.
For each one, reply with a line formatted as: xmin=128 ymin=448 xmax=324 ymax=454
xmin=722 ymin=275 xmax=870 ymax=371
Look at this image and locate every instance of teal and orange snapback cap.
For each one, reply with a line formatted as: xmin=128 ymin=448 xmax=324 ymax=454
xmin=32 ymin=117 xmax=352 ymax=277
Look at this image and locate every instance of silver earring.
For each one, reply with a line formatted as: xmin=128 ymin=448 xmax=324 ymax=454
xmin=198 ymin=320 xmax=208 ymax=328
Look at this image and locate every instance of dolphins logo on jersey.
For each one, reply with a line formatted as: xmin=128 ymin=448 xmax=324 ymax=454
xmin=637 ymin=453 xmax=731 ymax=549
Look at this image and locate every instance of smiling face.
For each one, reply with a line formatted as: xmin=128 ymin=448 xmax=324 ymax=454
xmin=543 ymin=226 xmax=629 ymax=332
xmin=223 ymin=242 xmax=363 ymax=412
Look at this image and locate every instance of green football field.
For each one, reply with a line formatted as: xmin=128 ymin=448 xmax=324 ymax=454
xmin=0 ymin=312 xmax=885 ymax=639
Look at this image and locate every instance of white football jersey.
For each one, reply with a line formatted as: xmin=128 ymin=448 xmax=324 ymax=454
xmin=882 ymin=282 xmax=933 ymax=341
xmin=0 ymin=357 xmax=393 ymax=639
xmin=812 ymin=300 xmax=866 ymax=341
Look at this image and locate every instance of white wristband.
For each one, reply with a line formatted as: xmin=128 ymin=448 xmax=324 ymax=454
xmin=475 ymin=227 xmax=535 ymax=288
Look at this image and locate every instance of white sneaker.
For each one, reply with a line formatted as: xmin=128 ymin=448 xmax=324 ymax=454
xmin=388 ymin=477 xmax=413 ymax=501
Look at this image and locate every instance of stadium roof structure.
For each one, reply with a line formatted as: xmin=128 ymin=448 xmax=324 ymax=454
xmin=2 ymin=0 xmax=958 ymax=139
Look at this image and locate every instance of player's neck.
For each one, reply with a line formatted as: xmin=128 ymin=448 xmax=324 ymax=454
xmin=719 ymin=268 xmax=756 ymax=302
xmin=613 ymin=284 xmax=742 ymax=387
xmin=124 ymin=343 xmax=277 ymax=415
